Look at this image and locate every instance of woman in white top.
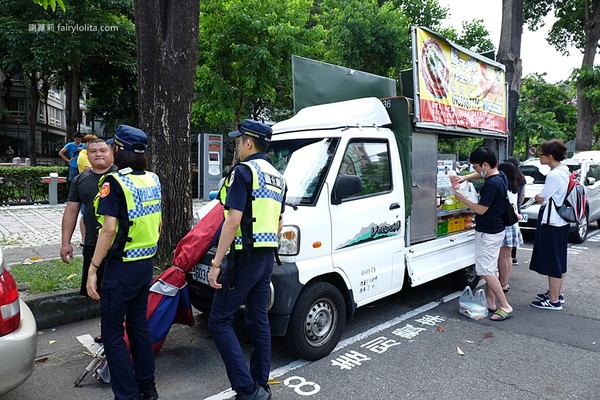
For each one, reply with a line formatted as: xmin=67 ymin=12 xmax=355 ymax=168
xmin=529 ymin=139 xmax=569 ymax=311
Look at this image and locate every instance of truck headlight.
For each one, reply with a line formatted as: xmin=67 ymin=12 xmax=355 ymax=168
xmin=278 ymin=225 xmax=299 ymax=256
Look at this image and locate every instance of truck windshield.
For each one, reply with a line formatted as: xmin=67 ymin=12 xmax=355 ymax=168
xmin=269 ymin=137 xmax=339 ymax=205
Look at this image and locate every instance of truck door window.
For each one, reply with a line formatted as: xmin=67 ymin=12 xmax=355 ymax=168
xmin=338 ymin=140 xmax=391 ymax=199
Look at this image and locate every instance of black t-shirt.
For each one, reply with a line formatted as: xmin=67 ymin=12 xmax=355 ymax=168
xmin=475 ymin=172 xmax=507 ymax=234
xmin=67 ymin=165 xmax=118 ymax=244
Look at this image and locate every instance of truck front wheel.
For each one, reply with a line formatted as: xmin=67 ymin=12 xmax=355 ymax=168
xmin=286 ymin=281 xmax=346 ymax=361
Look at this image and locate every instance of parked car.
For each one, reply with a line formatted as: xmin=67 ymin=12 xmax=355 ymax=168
xmin=0 ymin=245 xmax=37 ymax=396
xmin=571 ymin=150 xmax=600 ymax=162
xmin=519 ymin=157 xmax=600 ymax=243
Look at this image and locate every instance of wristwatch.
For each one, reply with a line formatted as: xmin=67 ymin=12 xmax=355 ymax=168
xmin=211 ymin=259 xmax=221 ymax=269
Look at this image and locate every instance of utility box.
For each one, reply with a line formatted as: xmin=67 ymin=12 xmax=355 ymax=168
xmin=197 ymin=134 xmax=223 ymax=199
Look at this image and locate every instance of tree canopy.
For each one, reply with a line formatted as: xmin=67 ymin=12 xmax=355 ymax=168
xmin=523 ymin=0 xmax=600 ymax=150
xmin=515 ymin=73 xmax=577 ymax=156
xmin=2 ymin=0 xmax=136 ymax=140
xmin=193 ymin=0 xmax=319 ymax=132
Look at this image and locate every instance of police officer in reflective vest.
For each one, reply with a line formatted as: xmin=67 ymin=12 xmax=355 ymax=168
xmin=208 ymin=119 xmax=285 ymax=400
xmin=87 ymin=125 xmax=161 ymax=400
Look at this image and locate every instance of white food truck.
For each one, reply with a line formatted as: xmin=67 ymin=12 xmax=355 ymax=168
xmin=187 ymin=27 xmax=508 ymax=360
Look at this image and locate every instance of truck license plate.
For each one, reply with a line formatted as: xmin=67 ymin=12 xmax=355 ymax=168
xmin=190 ymin=263 xmax=211 ymax=285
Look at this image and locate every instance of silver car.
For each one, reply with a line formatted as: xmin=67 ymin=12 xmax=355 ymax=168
xmin=519 ymin=157 xmax=600 ymax=243
xmin=0 ymin=245 xmax=37 ymax=396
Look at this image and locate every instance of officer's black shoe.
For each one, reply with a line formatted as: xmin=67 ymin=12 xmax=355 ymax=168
xmin=261 ymin=384 xmax=272 ymax=400
xmin=234 ymin=384 xmax=270 ymax=400
xmin=139 ymin=381 xmax=159 ymax=400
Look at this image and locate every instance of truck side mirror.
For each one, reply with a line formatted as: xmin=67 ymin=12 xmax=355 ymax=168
xmin=331 ymin=175 xmax=363 ymax=205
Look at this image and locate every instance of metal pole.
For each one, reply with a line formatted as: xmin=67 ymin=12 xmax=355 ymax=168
xmin=25 ymin=180 xmax=31 ymax=203
xmin=16 ymin=121 xmax=20 ymax=156
xmin=49 ymin=175 xmax=58 ymax=205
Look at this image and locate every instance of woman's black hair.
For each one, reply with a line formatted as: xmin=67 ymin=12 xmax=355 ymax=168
xmin=498 ymin=162 xmax=519 ymax=194
xmin=113 ymin=146 xmax=148 ymax=170
xmin=506 ymin=157 xmax=526 ymax=187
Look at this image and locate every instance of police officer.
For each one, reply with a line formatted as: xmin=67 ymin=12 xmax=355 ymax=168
xmin=86 ymin=125 xmax=161 ymax=400
xmin=208 ymin=119 xmax=285 ymax=400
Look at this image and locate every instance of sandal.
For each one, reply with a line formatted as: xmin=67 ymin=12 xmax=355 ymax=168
xmin=501 ymin=283 xmax=510 ymax=293
xmin=489 ymin=309 xmax=513 ymax=321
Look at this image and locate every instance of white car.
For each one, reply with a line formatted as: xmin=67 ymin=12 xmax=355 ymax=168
xmin=519 ymin=157 xmax=600 ymax=243
xmin=0 ymin=245 xmax=37 ymax=396
xmin=571 ymin=150 xmax=600 ymax=162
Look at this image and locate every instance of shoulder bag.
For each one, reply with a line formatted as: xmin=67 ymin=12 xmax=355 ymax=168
xmin=502 ymin=196 xmax=518 ymax=226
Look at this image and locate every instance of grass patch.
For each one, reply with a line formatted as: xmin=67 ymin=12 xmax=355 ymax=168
xmin=9 ymin=257 xmax=165 ymax=295
xmin=9 ymin=257 xmax=83 ymax=294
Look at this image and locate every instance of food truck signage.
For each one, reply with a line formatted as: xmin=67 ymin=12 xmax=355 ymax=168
xmin=412 ymin=26 xmax=507 ymax=136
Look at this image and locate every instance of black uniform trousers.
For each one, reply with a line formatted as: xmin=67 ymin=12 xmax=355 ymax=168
xmin=208 ymin=248 xmax=274 ymax=391
xmin=100 ymin=257 xmax=155 ymax=400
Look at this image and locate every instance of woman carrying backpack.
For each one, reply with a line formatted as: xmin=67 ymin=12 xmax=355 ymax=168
xmin=529 ymin=139 xmax=569 ymax=311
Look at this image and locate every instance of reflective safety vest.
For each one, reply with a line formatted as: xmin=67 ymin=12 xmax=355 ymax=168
xmin=219 ymin=158 xmax=285 ymax=250
xmin=95 ymin=169 xmax=162 ymax=262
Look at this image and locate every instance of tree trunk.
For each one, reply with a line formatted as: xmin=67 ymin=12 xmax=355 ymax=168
xmin=42 ymin=78 xmax=50 ymax=144
xmin=575 ymin=0 xmax=600 ymax=151
xmin=134 ymin=0 xmax=200 ymax=267
xmin=26 ymin=72 xmax=39 ymax=164
xmin=497 ymin=0 xmax=524 ymax=158
xmin=62 ymin=64 xmax=81 ymax=139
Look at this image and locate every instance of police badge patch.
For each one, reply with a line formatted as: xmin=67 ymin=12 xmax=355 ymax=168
xmin=99 ymin=182 xmax=111 ymax=198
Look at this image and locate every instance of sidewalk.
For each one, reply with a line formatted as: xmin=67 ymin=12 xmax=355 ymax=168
xmin=0 ymin=199 xmax=210 ymax=329
xmin=0 ymin=199 xmax=209 ymax=265
xmin=0 ymin=204 xmax=82 ymax=265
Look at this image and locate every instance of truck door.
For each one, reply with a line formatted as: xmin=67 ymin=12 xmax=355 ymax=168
xmin=329 ymin=138 xmax=404 ymax=304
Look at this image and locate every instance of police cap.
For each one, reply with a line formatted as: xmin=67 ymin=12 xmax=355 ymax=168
xmin=228 ymin=119 xmax=272 ymax=143
xmin=107 ymin=125 xmax=148 ymax=154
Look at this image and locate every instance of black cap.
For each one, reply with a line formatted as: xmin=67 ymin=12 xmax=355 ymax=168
xmin=106 ymin=125 xmax=148 ymax=154
xmin=228 ymin=119 xmax=272 ymax=142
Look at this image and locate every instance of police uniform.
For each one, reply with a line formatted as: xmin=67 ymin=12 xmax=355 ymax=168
xmin=208 ymin=120 xmax=285 ymax=400
xmin=93 ymin=125 xmax=161 ymax=400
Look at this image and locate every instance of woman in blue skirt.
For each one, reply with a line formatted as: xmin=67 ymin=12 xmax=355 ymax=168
xmin=529 ymin=139 xmax=569 ymax=310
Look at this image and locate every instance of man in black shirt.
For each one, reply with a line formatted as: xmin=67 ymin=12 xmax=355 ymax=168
xmin=61 ymin=139 xmax=117 ymax=302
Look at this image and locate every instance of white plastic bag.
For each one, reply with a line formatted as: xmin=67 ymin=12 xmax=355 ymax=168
xmin=458 ymin=286 xmax=488 ymax=320
xmin=456 ymin=181 xmax=479 ymax=204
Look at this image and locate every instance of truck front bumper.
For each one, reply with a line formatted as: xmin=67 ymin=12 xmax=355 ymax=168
xmin=185 ymin=257 xmax=303 ymax=337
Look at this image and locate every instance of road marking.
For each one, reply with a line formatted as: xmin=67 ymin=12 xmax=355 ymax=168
xmin=204 ymin=290 xmax=464 ymax=400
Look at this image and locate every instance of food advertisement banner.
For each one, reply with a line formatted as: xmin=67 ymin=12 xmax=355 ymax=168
xmin=414 ymin=27 xmax=507 ymax=135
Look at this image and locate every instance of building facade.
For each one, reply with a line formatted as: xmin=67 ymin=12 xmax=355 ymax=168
xmin=1 ymin=71 xmax=101 ymax=165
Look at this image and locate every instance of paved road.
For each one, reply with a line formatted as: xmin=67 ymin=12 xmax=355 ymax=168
xmin=2 ymin=227 xmax=599 ymax=400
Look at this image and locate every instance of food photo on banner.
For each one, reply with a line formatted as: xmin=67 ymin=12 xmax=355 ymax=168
xmin=412 ymin=26 xmax=507 ymax=136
